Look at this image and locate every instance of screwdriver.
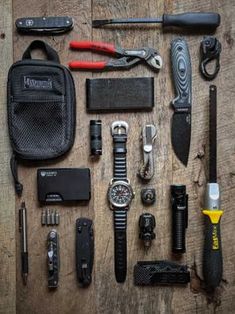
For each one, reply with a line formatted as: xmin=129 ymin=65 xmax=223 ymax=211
xmin=92 ymin=12 xmax=220 ymax=30
xmin=202 ymin=85 xmax=223 ymax=290
xmin=19 ymin=202 xmax=28 ymax=285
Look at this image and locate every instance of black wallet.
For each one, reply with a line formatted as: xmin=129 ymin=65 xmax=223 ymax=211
xmin=86 ymin=77 xmax=154 ymax=112
xmin=37 ymin=168 xmax=91 ymax=203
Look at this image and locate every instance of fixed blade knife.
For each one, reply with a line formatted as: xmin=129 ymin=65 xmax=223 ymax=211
xmin=170 ymin=38 xmax=192 ymax=166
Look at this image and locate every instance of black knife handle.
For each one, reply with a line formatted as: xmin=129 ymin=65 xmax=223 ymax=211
xmin=203 ymin=214 xmax=223 ymax=289
xmin=76 ymin=218 xmax=94 ymax=287
xmin=16 ymin=16 xmax=73 ymax=34
xmin=171 ymin=38 xmax=192 ymax=112
xmin=163 ymin=13 xmax=220 ymax=29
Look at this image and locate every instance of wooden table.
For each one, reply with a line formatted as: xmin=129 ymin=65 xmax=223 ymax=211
xmin=0 ymin=0 xmax=234 ymax=313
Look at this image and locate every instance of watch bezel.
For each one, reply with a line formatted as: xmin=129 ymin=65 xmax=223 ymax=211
xmin=108 ymin=180 xmax=134 ymax=209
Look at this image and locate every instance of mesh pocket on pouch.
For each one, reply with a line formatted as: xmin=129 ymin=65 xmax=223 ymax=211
xmin=11 ymin=100 xmax=67 ymax=157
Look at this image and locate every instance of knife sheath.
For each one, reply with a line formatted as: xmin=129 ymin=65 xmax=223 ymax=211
xmin=86 ymin=77 xmax=154 ymax=112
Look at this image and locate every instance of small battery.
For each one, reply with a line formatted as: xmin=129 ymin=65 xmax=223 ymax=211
xmin=90 ymin=120 xmax=102 ymax=156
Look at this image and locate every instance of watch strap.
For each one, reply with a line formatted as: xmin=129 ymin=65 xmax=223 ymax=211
xmin=114 ymin=210 xmax=127 ymax=283
xmin=113 ymin=135 xmax=127 ymax=180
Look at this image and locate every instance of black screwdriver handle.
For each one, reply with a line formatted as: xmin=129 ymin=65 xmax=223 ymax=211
xmin=171 ymin=38 xmax=192 ymax=111
xmin=163 ymin=12 xmax=220 ymax=29
xmin=203 ymin=216 xmax=223 ymax=289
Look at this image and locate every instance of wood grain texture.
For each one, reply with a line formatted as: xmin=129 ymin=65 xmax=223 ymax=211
xmin=6 ymin=0 xmax=235 ymax=313
xmin=0 ymin=1 xmax=16 ymax=314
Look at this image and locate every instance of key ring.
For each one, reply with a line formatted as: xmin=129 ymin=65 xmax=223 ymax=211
xmin=200 ymin=36 xmax=222 ymax=80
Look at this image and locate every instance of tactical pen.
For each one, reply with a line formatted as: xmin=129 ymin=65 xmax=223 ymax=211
xmin=19 ymin=202 xmax=28 ymax=285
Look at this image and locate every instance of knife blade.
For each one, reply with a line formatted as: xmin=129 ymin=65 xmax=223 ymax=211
xmin=170 ymin=38 xmax=192 ymax=166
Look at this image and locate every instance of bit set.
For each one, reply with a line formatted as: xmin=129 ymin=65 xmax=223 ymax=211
xmin=41 ymin=209 xmax=60 ymax=226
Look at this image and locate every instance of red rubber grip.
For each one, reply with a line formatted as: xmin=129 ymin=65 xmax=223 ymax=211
xmin=69 ymin=61 xmax=107 ymax=70
xmin=70 ymin=41 xmax=116 ymax=54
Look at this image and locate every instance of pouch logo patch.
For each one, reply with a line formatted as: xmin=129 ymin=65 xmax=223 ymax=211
xmin=23 ymin=76 xmax=53 ymax=90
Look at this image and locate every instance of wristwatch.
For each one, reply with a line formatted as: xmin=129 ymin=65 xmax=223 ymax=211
xmin=107 ymin=121 xmax=134 ymax=283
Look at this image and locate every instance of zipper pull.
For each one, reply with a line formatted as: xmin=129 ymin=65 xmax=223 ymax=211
xmin=10 ymin=154 xmax=23 ymax=196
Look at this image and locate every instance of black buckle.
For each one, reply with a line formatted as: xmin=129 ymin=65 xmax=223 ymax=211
xmin=200 ymin=36 xmax=221 ymax=80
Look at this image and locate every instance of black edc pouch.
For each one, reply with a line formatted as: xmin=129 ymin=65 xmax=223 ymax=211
xmin=7 ymin=40 xmax=76 ymax=195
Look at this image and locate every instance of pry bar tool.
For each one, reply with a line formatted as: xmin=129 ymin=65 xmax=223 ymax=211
xmin=138 ymin=125 xmax=157 ymax=181
xmin=69 ymin=41 xmax=162 ymax=71
xmin=47 ymin=230 xmax=60 ymax=289
xmin=16 ymin=16 xmax=73 ymax=34
xmin=92 ymin=12 xmax=220 ymax=30
xmin=19 ymin=202 xmax=28 ymax=285
xmin=202 ymin=85 xmax=223 ymax=290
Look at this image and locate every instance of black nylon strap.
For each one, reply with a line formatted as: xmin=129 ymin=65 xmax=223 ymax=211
xmin=113 ymin=135 xmax=127 ymax=180
xmin=10 ymin=154 xmax=23 ymax=196
xmin=22 ymin=40 xmax=60 ymax=63
xmin=114 ymin=210 xmax=127 ymax=283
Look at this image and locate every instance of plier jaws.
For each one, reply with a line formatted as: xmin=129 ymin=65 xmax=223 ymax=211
xmin=68 ymin=41 xmax=162 ymax=71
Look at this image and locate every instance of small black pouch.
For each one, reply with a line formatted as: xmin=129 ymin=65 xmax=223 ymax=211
xmin=7 ymin=40 xmax=76 ymax=195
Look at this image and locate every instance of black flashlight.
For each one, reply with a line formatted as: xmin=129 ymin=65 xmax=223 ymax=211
xmin=90 ymin=120 xmax=102 ymax=156
xmin=171 ymin=185 xmax=188 ymax=254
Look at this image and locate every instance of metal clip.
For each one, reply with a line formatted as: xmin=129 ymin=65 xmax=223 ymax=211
xmin=139 ymin=125 xmax=157 ymax=180
xmin=200 ymin=36 xmax=221 ymax=80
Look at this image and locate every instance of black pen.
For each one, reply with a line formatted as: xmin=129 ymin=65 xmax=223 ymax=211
xmin=19 ymin=202 xmax=28 ymax=285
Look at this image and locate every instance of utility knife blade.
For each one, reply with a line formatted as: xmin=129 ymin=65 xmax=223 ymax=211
xmin=170 ymin=38 xmax=192 ymax=166
xmin=76 ymin=218 xmax=94 ymax=287
xmin=15 ymin=16 xmax=73 ymax=34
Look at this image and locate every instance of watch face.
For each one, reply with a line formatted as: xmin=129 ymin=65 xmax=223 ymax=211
xmin=108 ymin=181 xmax=133 ymax=208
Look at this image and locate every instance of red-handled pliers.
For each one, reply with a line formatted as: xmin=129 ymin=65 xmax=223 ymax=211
xmin=68 ymin=41 xmax=163 ymax=71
